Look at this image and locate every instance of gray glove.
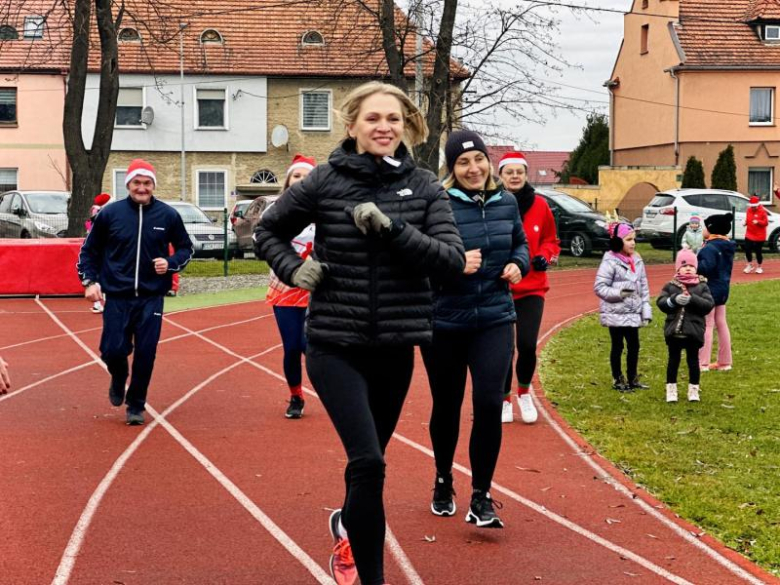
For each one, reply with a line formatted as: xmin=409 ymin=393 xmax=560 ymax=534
xmin=675 ymin=293 xmax=691 ymax=306
xmin=352 ymin=202 xmax=392 ymax=235
xmin=291 ymin=258 xmax=326 ymax=292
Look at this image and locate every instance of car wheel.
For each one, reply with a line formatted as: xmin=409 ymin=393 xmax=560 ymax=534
xmin=769 ymin=229 xmax=780 ymax=253
xmin=20 ymin=230 xmax=31 ymax=239
xmin=570 ymin=232 xmax=592 ymax=257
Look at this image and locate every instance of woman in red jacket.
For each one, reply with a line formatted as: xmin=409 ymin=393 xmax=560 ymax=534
xmin=498 ymin=152 xmax=560 ymax=424
xmin=742 ymin=196 xmax=768 ymax=274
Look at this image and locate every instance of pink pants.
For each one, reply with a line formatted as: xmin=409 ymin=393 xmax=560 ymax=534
xmin=699 ymin=305 xmax=732 ymax=367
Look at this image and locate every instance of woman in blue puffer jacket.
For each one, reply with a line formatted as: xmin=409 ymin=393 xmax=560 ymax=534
xmin=423 ymin=130 xmax=529 ymax=530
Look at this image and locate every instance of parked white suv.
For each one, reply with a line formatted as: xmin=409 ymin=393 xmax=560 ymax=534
xmin=639 ymin=189 xmax=780 ymax=251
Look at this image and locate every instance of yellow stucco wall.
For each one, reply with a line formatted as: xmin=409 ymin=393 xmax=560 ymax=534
xmin=555 ymin=166 xmax=681 ymax=211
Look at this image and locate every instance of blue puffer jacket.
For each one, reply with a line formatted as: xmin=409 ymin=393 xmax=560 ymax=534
xmin=77 ymin=197 xmax=193 ymax=297
xmin=432 ymin=187 xmax=529 ymax=330
xmin=697 ymin=237 xmax=736 ymax=305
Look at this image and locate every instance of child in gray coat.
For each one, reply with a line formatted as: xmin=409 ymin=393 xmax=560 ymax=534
xmin=656 ymin=250 xmax=714 ymax=402
xmin=594 ymin=222 xmax=653 ymax=391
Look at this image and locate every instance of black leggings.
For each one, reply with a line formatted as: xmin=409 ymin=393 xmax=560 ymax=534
xmin=305 ymin=343 xmax=414 ymax=585
xmin=504 ymin=296 xmax=545 ymax=395
xmin=608 ymin=326 xmax=640 ymax=380
xmin=744 ymin=240 xmax=764 ymax=265
xmin=666 ymin=337 xmax=702 ymax=385
xmin=422 ymin=323 xmax=514 ymax=492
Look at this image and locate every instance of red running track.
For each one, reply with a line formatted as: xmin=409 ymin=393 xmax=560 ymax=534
xmin=1 ymin=260 xmax=778 ymax=585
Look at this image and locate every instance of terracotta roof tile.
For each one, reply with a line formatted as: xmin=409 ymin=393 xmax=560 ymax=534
xmin=677 ymin=0 xmax=780 ymax=67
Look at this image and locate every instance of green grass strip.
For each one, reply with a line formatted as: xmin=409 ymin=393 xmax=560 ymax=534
xmin=164 ymin=287 xmax=268 ymax=312
xmin=540 ymin=280 xmax=780 ymax=575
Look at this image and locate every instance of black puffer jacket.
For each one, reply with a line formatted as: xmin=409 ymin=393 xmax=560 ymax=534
xmin=432 ymin=187 xmax=529 ymax=331
xmin=656 ymin=277 xmax=714 ymax=344
xmin=254 ymin=140 xmax=466 ymax=347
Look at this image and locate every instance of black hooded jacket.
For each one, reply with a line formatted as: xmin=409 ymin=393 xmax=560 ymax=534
xmin=254 ymin=140 xmax=466 ymax=347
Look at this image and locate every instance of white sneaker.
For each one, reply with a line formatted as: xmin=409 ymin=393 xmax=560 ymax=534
xmin=700 ymin=364 xmax=710 ymax=372
xmin=517 ymin=393 xmax=538 ymax=424
xmin=688 ymin=384 xmax=700 ymax=402
xmin=666 ymin=383 xmax=678 ymax=403
xmin=91 ymin=302 xmax=104 ymax=314
xmin=501 ymin=400 xmax=513 ymax=424
xmin=756 ymin=266 xmax=764 ymax=274
xmin=743 ymin=263 xmax=754 ymax=274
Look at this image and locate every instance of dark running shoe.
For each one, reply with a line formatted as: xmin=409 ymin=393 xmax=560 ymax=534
xmin=109 ymin=380 xmax=125 ymax=407
xmin=431 ymin=472 xmax=456 ymax=516
xmin=465 ymin=490 xmax=504 ymax=528
xmin=612 ymin=376 xmax=634 ymax=393
xmin=628 ymin=376 xmax=650 ymax=390
xmin=328 ymin=509 xmax=357 ymax=585
xmin=285 ymin=395 xmax=305 ymax=419
xmin=126 ymin=409 xmax=145 ymax=426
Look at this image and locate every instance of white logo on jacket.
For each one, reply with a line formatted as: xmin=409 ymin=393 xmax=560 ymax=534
xmin=397 ymin=188 xmax=413 ymax=197
xmin=153 ymin=227 xmax=165 ymax=231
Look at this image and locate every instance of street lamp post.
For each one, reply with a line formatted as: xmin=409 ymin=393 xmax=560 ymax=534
xmin=179 ymin=22 xmax=187 ymax=201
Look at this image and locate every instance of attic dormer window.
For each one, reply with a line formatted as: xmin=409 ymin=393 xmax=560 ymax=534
xmin=302 ymin=30 xmax=325 ymax=46
xmin=200 ymin=29 xmax=224 ymax=44
xmin=118 ymin=27 xmax=141 ymax=42
xmin=765 ymin=25 xmax=780 ymax=41
xmin=0 ymin=25 xmax=18 ymax=40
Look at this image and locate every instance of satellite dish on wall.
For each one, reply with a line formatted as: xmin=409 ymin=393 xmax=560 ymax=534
xmin=271 ymin=125 xmax=289 ymax=148
xmin=141 ymin=106 xmax=155 ymax=125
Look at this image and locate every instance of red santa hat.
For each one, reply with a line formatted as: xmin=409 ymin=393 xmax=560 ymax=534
xmin=125 ymin=159 xmax=157 ymax=186
xmin=498 ymin=151 xmax=529 ymax=171
xmin=94 ymin=193 xmax=111 ymax=206
xmin=749 ymin=195 xmax=760 ymax=207
xmin=286 ymin=154 xmax=316 ymax=176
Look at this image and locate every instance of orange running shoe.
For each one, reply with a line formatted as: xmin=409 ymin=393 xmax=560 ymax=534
xmin=330 ymin=538 xmax=357 ymax=585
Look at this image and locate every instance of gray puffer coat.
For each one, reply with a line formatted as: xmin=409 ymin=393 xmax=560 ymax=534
xmin=593 ymin=252 xmax=652 ymax=327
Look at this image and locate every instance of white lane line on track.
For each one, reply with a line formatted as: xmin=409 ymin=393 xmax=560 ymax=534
xmin=0 ymin=312 xmax=273 ymax=405
xmin=35 ymin=299 xmax=335 ymax=585
xmin=530 ymin=312 xmax=768 ymax=585
xmin=163 ymin=315 xmax=425 ymax=585
xmin=163 ymin=317 xmax=700 ymax=585
xmin=0 ymin=326 xmax=102 ymax=351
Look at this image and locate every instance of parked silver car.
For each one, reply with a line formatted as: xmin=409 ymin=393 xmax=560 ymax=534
xmin=168 ymin=201 xmax=238 ymax=258
xmin=0 ymin=190 xmax=70 ymax=238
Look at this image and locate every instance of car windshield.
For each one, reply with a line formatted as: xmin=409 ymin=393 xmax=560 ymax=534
xmin=648 ymin=194 xmax=675 ymax=208
xmin=547 ymin=192 xmax=594 ymax=213
xmin=25 ymin=193 xmax=69 ymax=214
xmin=174 ymin=205 xmax=212 ymax=224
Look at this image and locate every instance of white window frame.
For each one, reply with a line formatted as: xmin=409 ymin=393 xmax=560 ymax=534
xmin=194 ymin=87 xmax=229 ymax=130
xmin=749 ymin=87 xmax=774 ymax=126
xmin=196 ymin=169 xmax=228 ymax=210
xmin=748 ymin=167 xmax=774 ymax=203
xmin=113 ymin=169 xmax=129 ymax=200
xmin=300 ymin=89 xmax=332 ymax=132
xmin=23 ymin=16 xmax=44 ymax=39
xmin=115 ymin=87 xmax=146 ymax=129
xmin=766 ymin=25 xmax=780 ymax=41
xmin=0 ymin=168 xmax=19 ymax=192
xmin=301 ymin=30 xmax=325 ymax=46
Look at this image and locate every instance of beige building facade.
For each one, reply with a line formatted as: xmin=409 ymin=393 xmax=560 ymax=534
xmin=607 ymin=0 xmax=780 ymax=206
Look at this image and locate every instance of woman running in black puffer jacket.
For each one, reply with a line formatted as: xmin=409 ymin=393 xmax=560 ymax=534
xmin=254 ymin=82 xmax=465 ymax=585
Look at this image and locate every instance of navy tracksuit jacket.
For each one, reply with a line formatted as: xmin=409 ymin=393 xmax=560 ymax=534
xmin=77 ymin=196 xmax=193 ymax=411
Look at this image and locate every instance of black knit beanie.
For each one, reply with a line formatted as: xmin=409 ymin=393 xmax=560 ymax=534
xmin=445 ymin=130 xmax=489 ymax=173
xmin=704 ymin=213 xmax=733 ymax=236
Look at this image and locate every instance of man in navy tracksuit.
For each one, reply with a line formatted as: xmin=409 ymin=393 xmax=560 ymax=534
xmin=77 ymin=159 xmax=193 ymax=425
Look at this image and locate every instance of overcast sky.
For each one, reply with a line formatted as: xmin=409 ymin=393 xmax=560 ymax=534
xmin=499 ymin=0 xmax=634 ymax=152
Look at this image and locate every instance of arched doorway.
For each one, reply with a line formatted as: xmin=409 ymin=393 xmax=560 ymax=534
xmin=619 ymin=182 xmax=658 ymax=223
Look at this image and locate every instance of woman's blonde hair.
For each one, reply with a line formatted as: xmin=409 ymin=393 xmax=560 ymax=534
xmin=338 ymin=81 xmax=429 ymax=146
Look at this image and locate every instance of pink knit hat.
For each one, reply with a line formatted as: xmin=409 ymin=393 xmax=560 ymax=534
xmin=675 ymin=249 xmax=698 ymax=271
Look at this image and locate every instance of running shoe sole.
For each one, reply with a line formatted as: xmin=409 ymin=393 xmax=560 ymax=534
xmin=430 ymin=501 xmax=457 ymax=516
xmin=329 ymin=509 xmax=342 ymax=542
xmin=465 ymin=509 xmax=504 ymax=528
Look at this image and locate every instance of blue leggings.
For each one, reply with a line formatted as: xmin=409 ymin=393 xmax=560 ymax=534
xmin=272 ymin=306 xmax=307 ymax=388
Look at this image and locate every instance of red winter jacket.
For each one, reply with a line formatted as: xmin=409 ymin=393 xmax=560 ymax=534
xmin=509 ymin=195 xmax=561 ymax=299
xmin=745 ymin=204 xmax=768 ymax=242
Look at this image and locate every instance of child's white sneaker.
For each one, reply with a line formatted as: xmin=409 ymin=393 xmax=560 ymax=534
xmin=688 ymin=384 xmax=700 ymax=402
xmin=743 ymin=263 xmax=754 ymax=274
xmin=501 ymin=400 xmax=513 ymax=424
xmin=517 ymin=393 xmax=538 ymax=424
xmin=756 ymin=266 xmax=764 ymax=274
xmin=665 ymin=383 xmax=678 ymax=403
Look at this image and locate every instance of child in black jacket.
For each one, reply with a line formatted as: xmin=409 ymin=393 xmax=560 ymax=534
xmin=656 ymin=250 xmax=714 ymax=402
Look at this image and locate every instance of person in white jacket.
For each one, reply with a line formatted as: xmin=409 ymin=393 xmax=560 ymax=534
xmin=593 ymin=222 xmax=652 ymax=392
